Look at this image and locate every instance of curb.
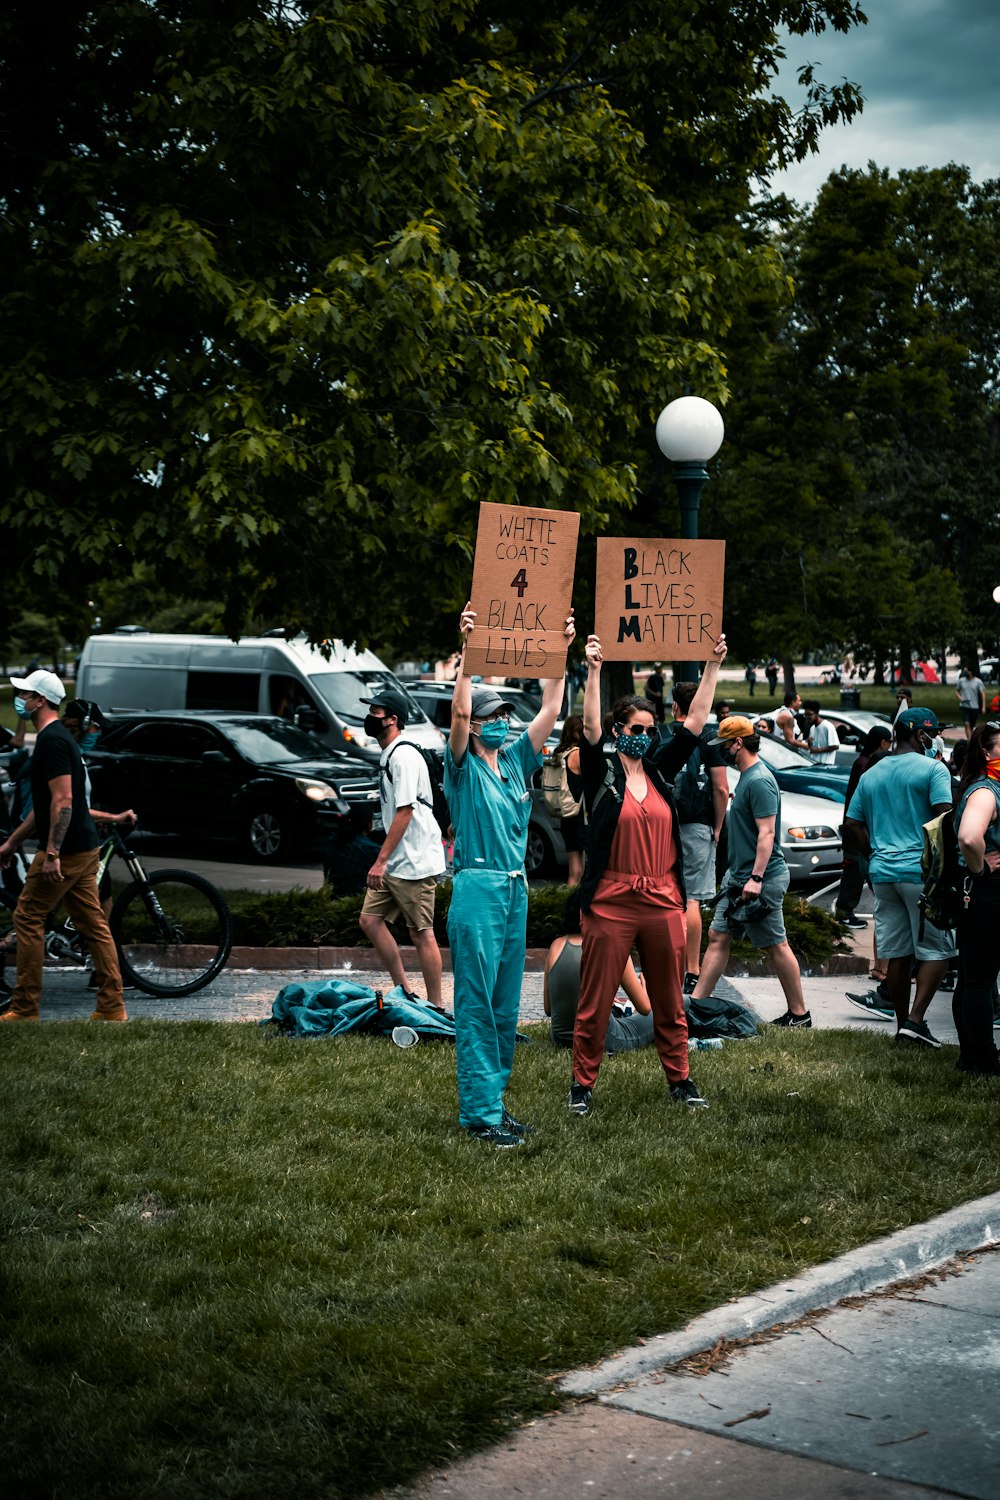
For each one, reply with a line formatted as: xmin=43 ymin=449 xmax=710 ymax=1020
xmin=559 ymin=1190 xmax=1000 ymax=1397
xmin=217 ymin=947 xmax=868 ymax=976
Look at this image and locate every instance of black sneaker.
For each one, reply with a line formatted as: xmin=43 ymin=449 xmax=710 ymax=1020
xmin=938 ymin=972 xmax=957 ymax=992
xmin=567 ymin=1082 xmax=592 ymax=1115
xmin=770 ymin=1010 xmax=812 ymax=1028
xmin=670 ymin=1077 xmax=709 ymax=1109
xmin=845 ymin=990 xmax=895 ymax=1020
xmin=896 ymin=1018 xmax=941 ymax=1049
xmin=836 ymin=912 xmax=869 ymax=930
xmin=500 ymin=1106 xmax=535 ymax=1138
xmin=683 ymin=972 xmax=698 ymax=995
xmin=466 ymin=1123 xmax=523 ymax=1148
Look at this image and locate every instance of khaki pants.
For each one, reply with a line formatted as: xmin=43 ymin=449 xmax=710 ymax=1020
xmin=8 ymin=849 xmax=125 ymax=1019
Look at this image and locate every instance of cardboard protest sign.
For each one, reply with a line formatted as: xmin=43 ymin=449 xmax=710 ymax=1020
xmin=594 ymin=538 xmax=725 ymax=661
xmin=464 ymin=503 xmax=580 ymax=679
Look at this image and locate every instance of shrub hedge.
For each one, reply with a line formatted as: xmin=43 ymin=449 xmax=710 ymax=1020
xmin=228 ymin=882 xmax=847 ymax=966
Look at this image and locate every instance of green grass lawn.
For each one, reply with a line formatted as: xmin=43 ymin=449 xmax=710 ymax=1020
xmin=2 ymin=1021 xmax=998 ymax=1499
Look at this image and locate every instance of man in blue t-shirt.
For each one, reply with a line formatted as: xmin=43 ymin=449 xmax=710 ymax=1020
xmin=844 ymin=707 xmax=955 ymax=1047
xmin=691 ymin=715 xmax=811 ymax=1028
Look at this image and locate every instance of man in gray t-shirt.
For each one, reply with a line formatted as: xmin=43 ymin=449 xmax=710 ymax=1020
xmin=957 ymin=668 xmax=985 ymax=739
xmin=690 ymin=716 xmax=810 ymax=1029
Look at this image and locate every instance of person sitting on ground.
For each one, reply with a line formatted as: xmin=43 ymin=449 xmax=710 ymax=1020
xmin=544 ymin=893 xmax=654 ymax=1052
xmin=324 ymin=804 xmax=384 ymax=898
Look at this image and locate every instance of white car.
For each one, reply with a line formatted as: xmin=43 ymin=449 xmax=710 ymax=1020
xmin=725 ymin=767 xmax=843 ymax=882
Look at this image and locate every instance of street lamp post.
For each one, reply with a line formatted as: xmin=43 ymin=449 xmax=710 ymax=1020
xmin=655 ymin=395 xmax=724 ymax=680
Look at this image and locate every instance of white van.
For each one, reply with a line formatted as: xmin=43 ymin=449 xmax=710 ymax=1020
xmin=75 ymin=632 xmax=445 ymax=764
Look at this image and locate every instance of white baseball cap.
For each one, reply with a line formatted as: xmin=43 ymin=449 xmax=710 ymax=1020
xmin=10 ymin=668 xmax=66 ymax=705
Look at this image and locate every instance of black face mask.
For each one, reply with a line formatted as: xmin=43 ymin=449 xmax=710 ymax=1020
xmin=364 ymin=713 xmax=391 ymax=738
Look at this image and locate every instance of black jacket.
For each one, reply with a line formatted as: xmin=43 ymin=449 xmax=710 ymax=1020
xmin=577 ymin=726 xmax=700 ymax=914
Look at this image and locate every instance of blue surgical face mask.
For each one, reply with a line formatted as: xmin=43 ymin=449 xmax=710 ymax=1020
xmin=616 ymin=729 xmax=652 ymax=760
xmin=13 ymin=696 xmax=32 ymax=720
xmin=477 ymin=719 xmax=509 ymax=749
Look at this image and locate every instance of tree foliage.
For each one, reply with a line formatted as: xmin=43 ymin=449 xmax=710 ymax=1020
xmin=711 ymin=163 xmax=1000 ymax=675
xmin=0 ymin=0 xmax=866 ymax=656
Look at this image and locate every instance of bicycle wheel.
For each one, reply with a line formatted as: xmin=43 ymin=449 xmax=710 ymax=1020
xmin=110 ymin=870 xmax=233 ymax=997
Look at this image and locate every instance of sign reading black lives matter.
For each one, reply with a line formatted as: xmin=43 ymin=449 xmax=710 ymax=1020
xmin=594 ymin=537 xmax=726 ymax=661
xmin=465 ymin=502 xmax=581 ymax=680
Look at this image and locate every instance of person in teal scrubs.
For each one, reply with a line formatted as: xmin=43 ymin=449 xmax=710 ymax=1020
xmin=446 ymin=600 xmax=575 ymax=1148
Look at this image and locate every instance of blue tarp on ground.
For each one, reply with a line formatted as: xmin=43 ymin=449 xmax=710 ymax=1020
xmin=261 ymin=978 xmax=458 ymax=1041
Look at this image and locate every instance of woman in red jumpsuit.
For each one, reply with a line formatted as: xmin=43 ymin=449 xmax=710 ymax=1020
xmin=569 ymin=632 xmax=726 ymax=1114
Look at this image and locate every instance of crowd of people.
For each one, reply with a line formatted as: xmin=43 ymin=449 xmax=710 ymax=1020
xmin=4 ymin=643 xmax=997 ymax=1146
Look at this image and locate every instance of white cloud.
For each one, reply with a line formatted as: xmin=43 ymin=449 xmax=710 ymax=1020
xmin=769 ymin=0 xmax=1000 ymax=203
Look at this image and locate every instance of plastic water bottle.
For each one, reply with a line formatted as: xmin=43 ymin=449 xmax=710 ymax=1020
xmin=688 ymin=1037 xmax=723 ymax=1051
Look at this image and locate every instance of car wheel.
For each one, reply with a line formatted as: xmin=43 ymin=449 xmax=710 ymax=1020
xmin=245 ymin=807 xmax=291 ymax=862
xmin=525 ymin=822 xmax=552 ymax=879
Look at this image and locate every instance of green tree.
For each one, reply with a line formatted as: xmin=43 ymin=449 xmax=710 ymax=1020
xmin=712 ymin=163 xmax=1000 ymax=680
xmin=0 ymin=1 xmax=866 ymax=658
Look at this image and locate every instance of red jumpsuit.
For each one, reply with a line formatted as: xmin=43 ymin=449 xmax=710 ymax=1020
xmin=572 ymin=781 xmax=689 ymax=1089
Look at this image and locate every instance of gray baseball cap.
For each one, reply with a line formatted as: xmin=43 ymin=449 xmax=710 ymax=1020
xmin=471 ymin=686 xmax=516 ymax=719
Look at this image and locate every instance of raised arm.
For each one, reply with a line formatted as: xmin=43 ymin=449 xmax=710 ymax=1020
xmin=527 ymin=613 xmax=576 ymax=753
xmin=682 ymin=635 xmax=729 ymax=737
xmin=582 ymin=635 xmax=604 ymax=745
xmin=449 ymin=602 xmax=476 ymax=763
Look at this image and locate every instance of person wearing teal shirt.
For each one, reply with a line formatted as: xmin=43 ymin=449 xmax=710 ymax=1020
xmin=845 ymin=706 xmax=955 ymax=1047
xmin=446 ymin=601 xmax=575 ymax=1148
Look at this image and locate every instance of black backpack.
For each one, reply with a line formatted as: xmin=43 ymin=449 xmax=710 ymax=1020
xmin=383 ymin=741 xmax=451 ymax=837
xmin=661 ymin=726 xmax=713 ymax=823
xmin=918 ymin=809 xmax=967 ymax=937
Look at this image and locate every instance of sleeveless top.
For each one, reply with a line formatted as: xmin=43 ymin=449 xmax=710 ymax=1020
xmin=954 ymin=778 xmax=1000 ymax=866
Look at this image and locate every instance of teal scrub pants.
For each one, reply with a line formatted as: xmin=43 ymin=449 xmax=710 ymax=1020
xmin=448 ymin=868 xmax=528 ymax=1127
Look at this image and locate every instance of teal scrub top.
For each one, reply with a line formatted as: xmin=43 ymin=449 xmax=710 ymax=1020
xmin=445 ymin=731 xmax=541 ymax=874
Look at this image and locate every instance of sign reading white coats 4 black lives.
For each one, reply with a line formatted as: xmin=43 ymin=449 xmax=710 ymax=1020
xmin=464 ymin=503 xmax=581 ymax=680
xmin=594 ymin=537 xmax=726 ymax=661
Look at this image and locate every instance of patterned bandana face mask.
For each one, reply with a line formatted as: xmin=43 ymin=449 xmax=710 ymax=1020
xmin=615 ymin=728 xmax=652 ymax=759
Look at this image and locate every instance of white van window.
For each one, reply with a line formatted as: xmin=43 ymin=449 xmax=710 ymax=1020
xmin=308 ymin=671 xmax=430 ymax=727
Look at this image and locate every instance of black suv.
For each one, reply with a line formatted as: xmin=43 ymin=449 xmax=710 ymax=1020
xmin=85 ymin=712 xmax=380 ymax=862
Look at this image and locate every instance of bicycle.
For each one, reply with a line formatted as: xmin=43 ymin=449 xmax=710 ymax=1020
xmin=0 ymin=827 xmax=233 ymax=999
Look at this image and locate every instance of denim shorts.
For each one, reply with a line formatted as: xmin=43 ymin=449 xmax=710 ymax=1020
xmin=710 ymin=864 xmax=789 ymax=949
xmin=872 ymin=880 xmax=957 ymax=961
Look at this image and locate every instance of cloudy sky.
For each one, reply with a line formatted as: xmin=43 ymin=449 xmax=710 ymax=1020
xmin=770 ymin=0 xmax=1000 ymax=204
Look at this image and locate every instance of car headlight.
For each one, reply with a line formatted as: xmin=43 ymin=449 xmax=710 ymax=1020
xmin=785 ymin=825 xmax=838 ymax=841
xmin=295 ymin=778 xmax=340 ymax=802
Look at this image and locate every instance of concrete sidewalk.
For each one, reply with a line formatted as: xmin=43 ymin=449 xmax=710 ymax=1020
xmin=385 ymin=1202 xmax=1000 ymax=1500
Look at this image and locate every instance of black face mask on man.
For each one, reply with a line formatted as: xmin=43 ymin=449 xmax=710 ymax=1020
xmin=364 ymin=713 xmax=392 ymax=738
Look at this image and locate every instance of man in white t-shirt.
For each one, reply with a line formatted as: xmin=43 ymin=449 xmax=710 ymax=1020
xmin=802 ymin=700 xmax=840 ymax=764
xmin=358 ymin=689 xmax=446 ymax=1009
